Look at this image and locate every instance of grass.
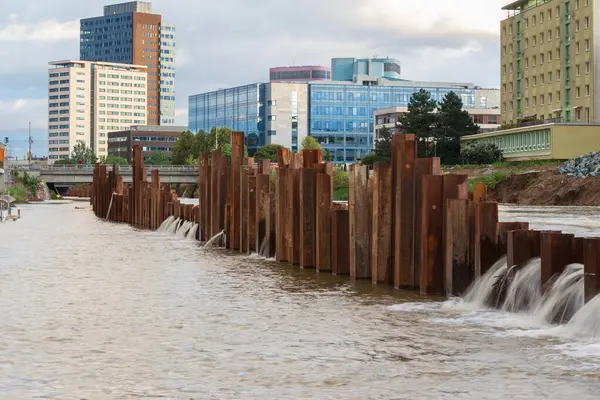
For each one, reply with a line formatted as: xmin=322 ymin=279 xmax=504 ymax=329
xmin=468 ymin=171 xmax=508 ymax=193
xmin=443 ymin=159 xmax=562 ymax=170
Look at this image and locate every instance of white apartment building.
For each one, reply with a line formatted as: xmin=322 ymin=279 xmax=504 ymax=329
xmin=48 ymin=60 xmax=147 ymax=161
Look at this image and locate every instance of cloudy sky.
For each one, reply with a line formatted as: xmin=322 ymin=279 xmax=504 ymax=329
xmin=0 ymin=0 xmax=509 ymax=157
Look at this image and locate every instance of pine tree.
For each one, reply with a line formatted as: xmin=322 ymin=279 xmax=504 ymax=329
xmin=397 ymin=89 xmax=438 ymax=157
xmin=436 ymin=92 xmax=479 ymax=164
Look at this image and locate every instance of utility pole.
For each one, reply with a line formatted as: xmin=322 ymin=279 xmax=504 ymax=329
xmin=28 ymin=122 xmax=33 ymax=168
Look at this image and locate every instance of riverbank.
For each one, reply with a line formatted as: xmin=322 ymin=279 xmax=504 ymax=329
xmin=442 ymin=161 xmax=600 ymax=206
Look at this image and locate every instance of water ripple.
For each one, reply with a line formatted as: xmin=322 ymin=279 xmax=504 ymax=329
xmin=0 ymin=203 xmax=598 ymax=398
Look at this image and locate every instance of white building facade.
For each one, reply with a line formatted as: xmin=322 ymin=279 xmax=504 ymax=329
xmin=48 ymin=60 xmax=147 ymax=161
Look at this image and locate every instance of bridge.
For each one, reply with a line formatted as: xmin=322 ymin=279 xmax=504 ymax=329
xmin=39 ymin=165 xmax=199 ymax=192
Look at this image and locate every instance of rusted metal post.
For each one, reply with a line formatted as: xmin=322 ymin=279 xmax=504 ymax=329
xmin=256 ymin=174 xmax=270 ymax=255
xmin=247 ymin=175 xmax=257 ymax=253
xmin=371 ymin=162 xmax=392 ymax=284
xmin=349 ymin=164 xmax=371 ymax=279
xmin=420 ymin=175 xmax=444 ymax=295
xmin=444 ymin=199 xmax=471 ymax=296
xmin=198 ymin=152 xmax=211 ymax=241
xmin=315 ymin=172 xmax=332 ymax=273
xmin=507 ymin=229 xmax=541 ymax=268
xmin=498 ymin=222 xmax=530 ymax=255
xmin=474 ymin=202 xmax=499 ymax=277
xmin=300 ymin=168 xmax=317 ymax=268
xmin=540 ymin=231 xmax=575 ymax=288
xmin=331 ymin=207 xmax=350 ymax=275
xmin=276 ymin=167 xmax=288 ymax=262
xmin=229 ymin=131 xmax=245 ymax=250
xmin=414 ymin=158 xmax=441 ymax=286
xmin=394 ymin=134 xmax=417 ymax=289
xmin=472 ymin=184 xmax=488 ymax=202
xmin=583 ymin=238 xmax=600 ymax=302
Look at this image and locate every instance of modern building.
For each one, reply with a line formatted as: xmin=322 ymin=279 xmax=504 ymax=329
xmin=0 ymin=142 xmax=5 ymax=190
xmin=501 ymin=0 xmax=597 ymax=125
xmin=331 ymin=57 xmax=402 ymax=82
xmin=373 ymin=106 xmax=502 ymax=142
xmin=107 ymin=125 xmax=186 ymax=162
xmin=270 ymin=66 xmax=331 ymax=82
xmin=309 ymin=79 xmax=482 ymax=161
xmin=189 ymin=82 xmax=308 ymax=153
xmin=80 ymin=1 xmax=176 ymax=126
xmin=48 ymin=60 xmax=147 ymax=161
xmin=190 ymin=80 xmax=481 ymax=161
xmin=461 ymin=122 xmax=600 ymax=161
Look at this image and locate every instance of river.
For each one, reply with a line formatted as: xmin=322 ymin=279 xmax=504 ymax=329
xmin=1 ymin=202 xmax=599 ymax=399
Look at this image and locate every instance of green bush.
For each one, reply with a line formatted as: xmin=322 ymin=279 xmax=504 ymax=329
xmin=468 ymin=171 xmax=507 ymax=192
xmin=8 ymin=185 xmax=29 ymax=201
xmin=461 ymin=142 xmax=503 ymax=165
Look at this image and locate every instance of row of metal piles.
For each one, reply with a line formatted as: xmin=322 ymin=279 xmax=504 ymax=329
xmin=90 ymin=134 xmax=600 ymax=301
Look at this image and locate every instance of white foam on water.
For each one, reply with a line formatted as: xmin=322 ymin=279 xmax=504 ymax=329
xmin=387 ymin=302 xmax=440 ymax=312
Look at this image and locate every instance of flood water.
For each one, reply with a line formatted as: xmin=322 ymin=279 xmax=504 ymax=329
xmin=1 ymin=203 xmax=600 ymax=399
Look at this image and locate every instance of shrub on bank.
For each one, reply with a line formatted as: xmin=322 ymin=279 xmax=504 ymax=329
xmin=461 ymin=142 xmax=503 ymax=165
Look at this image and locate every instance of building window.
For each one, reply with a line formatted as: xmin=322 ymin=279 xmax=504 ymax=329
xmin=548 ymin=29 xmax=552 ymax=42
xmin=267 ymin=100 xmax=277 ymax=106
xmin=576 ymin=87 xmax=581 ymax=98
xmin=586 ymin=85 xmax=590 ymax=96
xmin=540 ymin=32 xmax=544 ymax=42
xmin=576 ymin=64 xmax=580 ymax=76
xmin=576 ymin=42 xmax=580 ymax=54
xmin=586 ymin=39 xmax=590 ymax=51
xmin=525 ymin=38 xmax=529 ymax=49
xmin=540 ymin=95 xmax=545 ymax=105
xmin=576 ymin=20 xmax=580 ymax=31
xmin=540 ymin=53 xmax=544 ymax=64
xmin=576 ymin=109 xmax=582 ymax=121
xmin=525 ymin=78 xmax=529 ymax=88
xmin=586 ymin=62 xmax=591 ymax=74
xmin=525 ymin=98 xmax=529 ymax=108
xmin=549 ymin=93 xmax=553 ymax=103
xmin=585 ymin=17 xmax=590 ymax=29
xmin=267 ymin=130 xmax=276 ymax=136
xmin=540 ymin=74 xmax=545 ymax=84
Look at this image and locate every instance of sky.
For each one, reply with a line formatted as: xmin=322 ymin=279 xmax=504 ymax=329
xmin=0 ymin=0 xmax=509 ymax=158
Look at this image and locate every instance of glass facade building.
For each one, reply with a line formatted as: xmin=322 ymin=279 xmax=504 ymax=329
xmin=309 ymin=83 xmax=476 ymax=162
xmin=331 ymin=57 xmax=403 ymax=82
xmin=188 ymin=77 xmax=479 ymax=162
xmin=188 ymin=84 xmax=266 ymax=152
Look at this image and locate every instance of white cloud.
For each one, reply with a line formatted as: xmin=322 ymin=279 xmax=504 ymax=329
xmin=0 ymin=19 xmax=79 ymax=42
xmin=0 ymin=98 xmax=47 ymax=130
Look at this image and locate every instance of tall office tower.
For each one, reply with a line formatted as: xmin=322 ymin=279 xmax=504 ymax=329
xmin=80 ymin=1 xmax=176 ymax=126
xmin=47 ymin=60 xmax=148 ymax=161
xmin=501 ymin=0 xmax=597 ymax=125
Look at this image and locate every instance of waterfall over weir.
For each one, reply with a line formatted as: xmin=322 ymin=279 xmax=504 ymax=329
xmin=457 ymin=257 xmax=586 ymax=326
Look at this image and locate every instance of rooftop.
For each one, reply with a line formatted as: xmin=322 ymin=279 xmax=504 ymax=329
xmin=49 ymin=60 xmax=147 ymax=70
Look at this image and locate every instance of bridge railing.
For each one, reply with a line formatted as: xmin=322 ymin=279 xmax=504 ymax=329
xmin=40 ymin=165 xmax=199 ymax=173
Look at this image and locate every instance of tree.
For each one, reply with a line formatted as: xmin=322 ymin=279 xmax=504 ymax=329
xmin=220 ymin=143 xmax=248 ymax=159
xmin=374 ymin=126 xmax=393 ymax=161
xmin=145 ymin=151 xmax=171 ymax=165
xmin=254 ymin=144 xmax=283 ymax=161
xmin=361 ymin=126 xmax=393 ymax=166
xmin=171 ymin=130 xmax=196 ymax=165
xmin=435 ymin=91 xmax=479 ymax=165
xmin=301 ymin=136 xmax=322 ymax=150
xmin=100 ymin=155 xmax=129 ymax=166
xmin=323 ymin=149 xmax=333 ymax=162
xmin=397 ymin=89 xmax=438 ymax=157
xmin=71 ymin=141 xmax=97 ymax=165
xmin=461 ymin=142 xmax=503 ymax=165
